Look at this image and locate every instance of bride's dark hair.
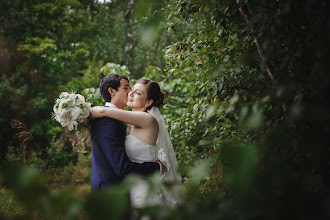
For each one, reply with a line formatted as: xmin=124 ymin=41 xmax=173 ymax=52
xmin=137 ymin=79 xmax=164 ymax=110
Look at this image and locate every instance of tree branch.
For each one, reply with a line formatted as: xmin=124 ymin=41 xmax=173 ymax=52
xmin=236 ymin=0 xmax=275 ymax=82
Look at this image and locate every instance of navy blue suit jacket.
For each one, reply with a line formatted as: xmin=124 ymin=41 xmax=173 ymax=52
xmin=90 ymin=114 xmax=160 ymax=192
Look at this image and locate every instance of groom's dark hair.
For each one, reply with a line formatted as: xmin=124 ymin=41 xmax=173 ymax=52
xmin=100 ymin=74 xmax=129 ymax=102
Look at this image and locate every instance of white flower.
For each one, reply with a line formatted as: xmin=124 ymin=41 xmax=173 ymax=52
xmin=60 ymin=116 xmax=78 ymax=131
xmin=59 ymin=92 xmax=70 ymax=99
xmin=72 ymin=106 xmax=82 ymax=118
xmin=53 ymin=102 xmax=60 ymax=114
xmin=68 ymin=93 xmax=77 ymax=101
xmin=75 ymin=94 xmax=85 ymax=105
xmin=94 ymin=89 xmax=101 ymax=99
xmin=53 ymin=91 xmax=91 ymax=131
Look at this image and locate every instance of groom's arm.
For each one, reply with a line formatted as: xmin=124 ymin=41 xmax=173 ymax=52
xmin=97 ymin=118 xmax=160 ymax=177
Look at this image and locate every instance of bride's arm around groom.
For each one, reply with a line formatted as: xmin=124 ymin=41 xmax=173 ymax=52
xmin=90 ymin=74 xmax=160 ymax=192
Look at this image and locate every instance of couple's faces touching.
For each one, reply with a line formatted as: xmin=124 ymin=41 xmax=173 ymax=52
xmin=109 ymin=79 xmax=130 ymax=109
xmin=110 ymin=79 xmax=152 ymax=111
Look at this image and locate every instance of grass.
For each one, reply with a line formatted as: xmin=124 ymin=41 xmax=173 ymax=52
xmin=0 ymin=184 xmax=91 ymax=219
xmin=0 ymin=188 xmax=24 ymax=219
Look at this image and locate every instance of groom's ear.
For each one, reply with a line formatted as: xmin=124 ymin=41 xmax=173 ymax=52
xmin=108 ymin=87 xmax=115 ymax=97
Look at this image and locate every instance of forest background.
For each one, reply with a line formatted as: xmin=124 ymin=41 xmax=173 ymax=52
xmin=0 ymin=0 xmax=329 ymax=219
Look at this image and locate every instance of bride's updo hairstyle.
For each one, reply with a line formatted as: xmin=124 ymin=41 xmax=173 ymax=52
xmin=137 ymin=79 xmax=164 ymax=111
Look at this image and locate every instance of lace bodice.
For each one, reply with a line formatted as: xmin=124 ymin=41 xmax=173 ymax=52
xmin=125 ymin=135 xmax=157 ymax=163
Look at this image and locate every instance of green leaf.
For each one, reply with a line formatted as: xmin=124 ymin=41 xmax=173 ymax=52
xmin=86 ymin=185 xmax=130 ymax=219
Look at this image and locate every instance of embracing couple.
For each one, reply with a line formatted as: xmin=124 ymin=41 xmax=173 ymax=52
xmin=89 ymin=73 xmax=181 ymax=208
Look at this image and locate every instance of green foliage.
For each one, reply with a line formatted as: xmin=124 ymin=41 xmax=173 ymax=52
xmin=81 ymin=88 xmax=103 ymax=107
xmin=86 ymin=185 xmax=130 ymax=219
xmin=1 ymin=0 xmax=330 ymax=218
xmin=100 ymin=62 xmax=131 ymax=77
xmin=0 ymin=166 xmax=85 ymax=219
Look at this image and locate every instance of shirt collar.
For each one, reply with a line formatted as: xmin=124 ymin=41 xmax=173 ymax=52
xmin=105 ymin=102 xmax=118 ymax=109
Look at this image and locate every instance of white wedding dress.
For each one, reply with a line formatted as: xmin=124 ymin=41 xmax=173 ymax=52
xmin=124 ymin=107 xmax=182 ymax=208
xmin=125 ymin=135 xmax=165 ymax=207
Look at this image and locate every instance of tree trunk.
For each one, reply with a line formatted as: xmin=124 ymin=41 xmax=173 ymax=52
xmin=124 ymin=0 xmax=135 ymax=74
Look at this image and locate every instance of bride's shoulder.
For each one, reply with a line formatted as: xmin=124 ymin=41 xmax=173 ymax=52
xmin=146 ymin=113 xmax=158 ymax=127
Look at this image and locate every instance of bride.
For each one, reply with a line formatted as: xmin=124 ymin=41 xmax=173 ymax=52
xmin=90 ymin=78 xmax=182 ymax=207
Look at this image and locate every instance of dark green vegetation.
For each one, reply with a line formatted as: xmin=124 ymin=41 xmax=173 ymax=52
xmin=1 ymin=0 xmax=329 ymax=219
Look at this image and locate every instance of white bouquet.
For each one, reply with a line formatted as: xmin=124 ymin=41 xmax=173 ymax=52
xmin=53 ymin=92 xmax=91 ymax=131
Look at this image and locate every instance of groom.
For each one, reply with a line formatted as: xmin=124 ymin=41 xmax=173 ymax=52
xmin=90 ymin=73 xmax=161 ymax=192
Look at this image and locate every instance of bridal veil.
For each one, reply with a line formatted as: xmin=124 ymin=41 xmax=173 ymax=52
xmin=148 ymin=107 xmax=182 ymax=206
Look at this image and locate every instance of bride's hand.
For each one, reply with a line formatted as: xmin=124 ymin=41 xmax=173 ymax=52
xmin=156 ymin=159 xmax=167 ymax=173
xmin=90 ymin=106 xmax=107 ymax=118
